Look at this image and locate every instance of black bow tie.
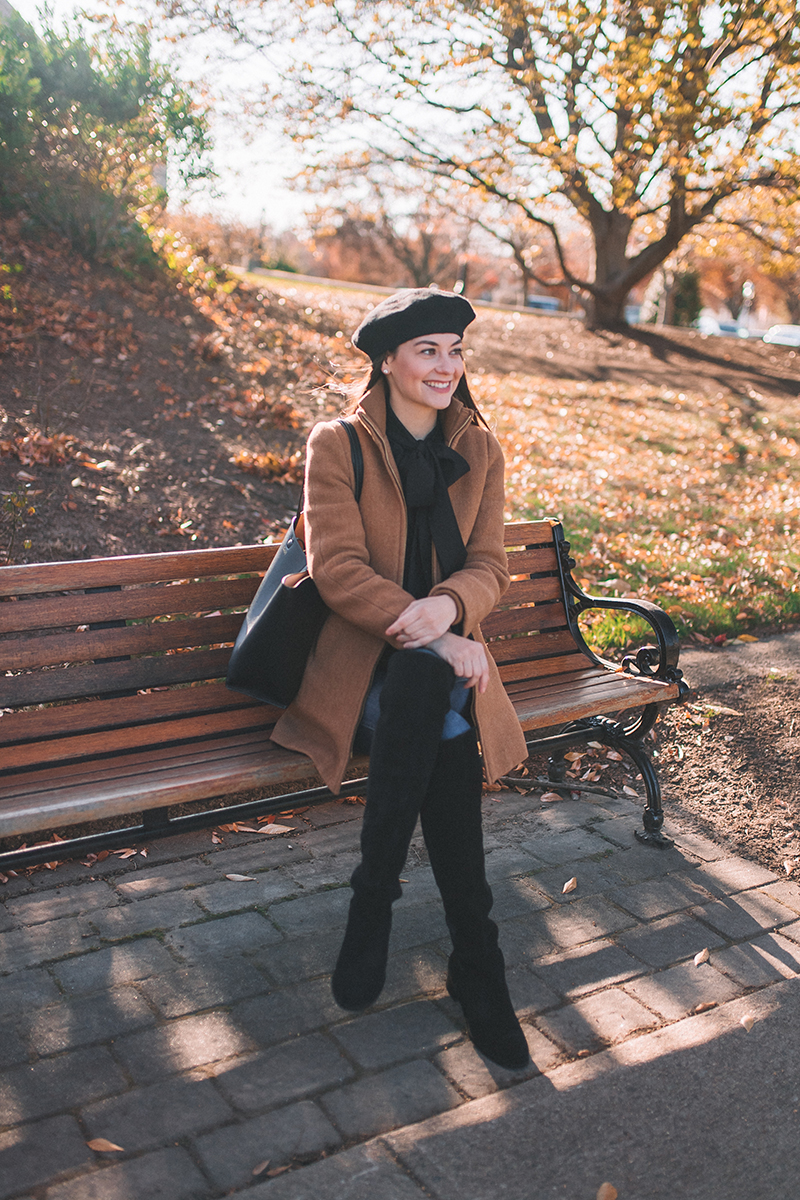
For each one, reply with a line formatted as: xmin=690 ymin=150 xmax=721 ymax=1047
xmin=386 ymin=409 xmax=470 ymax=506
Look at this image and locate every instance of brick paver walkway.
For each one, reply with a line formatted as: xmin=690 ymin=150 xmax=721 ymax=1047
xmin=1 ymin=785 xmax=799 ymax=1198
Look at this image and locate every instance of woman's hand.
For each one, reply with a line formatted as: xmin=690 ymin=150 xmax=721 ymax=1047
xmin=385 ymin=595 xmax=458 ymax=648
xmin=427 ymin=631 xmax=490 ymax=694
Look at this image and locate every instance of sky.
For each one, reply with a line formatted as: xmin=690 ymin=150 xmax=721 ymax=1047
xmin=7 ymin=0 xmax=310 ymax=230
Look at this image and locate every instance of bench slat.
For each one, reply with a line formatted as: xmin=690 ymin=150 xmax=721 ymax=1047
xmin=0 ymin=740 xmax=325 ymax=837
xmin=505 ymin=546 xmax=560 ymax=575
xmin=503 ymin=520 xmax=558 ymax=546
xmin=481 ymin=602 xmax=568 ymax=639
xmin=0 ymin=647 xmax=231 ymax=706
xmin=4 ymin=613 xmax=243 ymax=671
xmin=0 ymin=577 xmax=259 ymax=636
xmin=509 ymin=667 xmax=670 ymax=703
xmin=0 ymin=543 xmax=276 ymax=597
xmin=515 ymin=673 xmax=679 ymax=730
xmin=503 ymin=666 xmax=608 ymax=693
xmin=503 ymin=667 xmax=618 ymax=700
xmin=3 ymin=705 xmax=276 ymax=772
xmin=502 ymin=576 xmax=563 ymax=605
xmin=497 ymin=653 xmax=593 ymax=683
xmin=487 ymin=629 xmax=579 ymax=664
xmin=0 ymin=729 xmax=277 ymax=794
xmin=0 ymin=681 xmax=265 ymax=747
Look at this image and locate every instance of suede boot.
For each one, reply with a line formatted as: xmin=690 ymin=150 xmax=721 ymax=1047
xmin=421 ymin=730 xmax=530 ymax=1070
xmin=331 ymin=650 xmax=455 ymax=1011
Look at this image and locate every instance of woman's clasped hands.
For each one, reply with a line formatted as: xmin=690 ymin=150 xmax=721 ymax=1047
xmin=385 ymin=595 xmax=490 ymax=693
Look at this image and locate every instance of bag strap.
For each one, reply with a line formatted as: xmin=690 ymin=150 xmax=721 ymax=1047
xmin=293 ymin=416 xmax=364 ymax=525
xmin=338 ymin=417 xmax=364 ymax=503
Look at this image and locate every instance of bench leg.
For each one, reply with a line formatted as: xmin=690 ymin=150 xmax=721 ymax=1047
xmin=141 ymin=807 xmax=173 ymax=835
xmin=613 ymin=734 xmax=673 ymax=849
xmin=544 ymin=715 xmax=674 ymax=849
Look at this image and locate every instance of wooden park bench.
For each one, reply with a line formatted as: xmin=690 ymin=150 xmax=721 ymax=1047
xmin=0 ymin=520 xmax=686 ymax=870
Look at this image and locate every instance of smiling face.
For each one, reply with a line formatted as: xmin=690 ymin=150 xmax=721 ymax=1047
xmin=382 ymin=333 xmax=465 ymax=438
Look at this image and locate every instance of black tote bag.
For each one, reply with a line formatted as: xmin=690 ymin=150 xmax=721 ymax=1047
xmin=225 ymin=419 xmax=364 ymax=708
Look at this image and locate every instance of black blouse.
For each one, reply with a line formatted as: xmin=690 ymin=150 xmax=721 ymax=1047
xmin=384 ymin=401 xmax=470 ymax=600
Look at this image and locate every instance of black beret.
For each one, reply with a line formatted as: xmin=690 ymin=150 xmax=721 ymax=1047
xmin=352 ymin=287 xmax=476 ymax=360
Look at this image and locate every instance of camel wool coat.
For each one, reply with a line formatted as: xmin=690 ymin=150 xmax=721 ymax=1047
xmin=270 ymin=383 xmax=527 ymax=793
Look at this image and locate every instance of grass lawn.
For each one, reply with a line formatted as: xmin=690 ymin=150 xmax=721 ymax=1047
xmin=482 ymin=374 xmax=800 ymax=648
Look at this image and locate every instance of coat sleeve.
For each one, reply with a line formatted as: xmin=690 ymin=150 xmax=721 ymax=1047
xmin=304 ymin=420 xmax=414 ymax=642
xmin=429 ymin=428 xmax=510 ymax=635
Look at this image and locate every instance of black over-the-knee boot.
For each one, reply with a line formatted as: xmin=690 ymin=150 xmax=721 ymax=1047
xmin=331 ymin=650 xmax=455 ymax=1011
xmin=420 ymin=730 xmax=530 ymax=1069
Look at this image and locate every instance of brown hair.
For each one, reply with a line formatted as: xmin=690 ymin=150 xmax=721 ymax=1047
xmin=343 ymin=351 xmax=489 ymax=428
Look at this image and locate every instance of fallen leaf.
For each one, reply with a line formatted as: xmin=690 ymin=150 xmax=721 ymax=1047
xmin=262 ymin=823 xmax=295 ymax=835
xmin=740 ymin=1014 xmax=756 ymax=1032
xmin=113 ymin=848 xmax=137 ymax=859
xmin=783 ymin=860 xmax=795 ymax=876
xmin=226 ymin=874 xmax=257 ymax=882
xmin=694 ymin=1001 xmax=717 ymax=1013
xmin=596 ymin=1185 xmax=618 ymax=1200
xmin=233 ymin=825 xmax=261 ymax=833
xmin=694 ymin=948 xmax=710 ymax=966
xmin=252 ymin=1160 xmax=270 ymax=1176
xmin=211 ymin=832 xmax=223 ymax=844
xmin=87 ymin=1138 xmax=124 ymax=1152
xmin=736 ymin=634 xmax=759 ymax=642
xmin=606 ymin=750 xmax=623 ymax=761
xmin=622 ymin=785 xmax=639 ymax=796
xmin=266 ymin=1165 xmax=291 ymax=1177
xmin=540 ymin=791 xmax=563 ymax=802
xmin=562 ymin=876 xmax=578 ymax=894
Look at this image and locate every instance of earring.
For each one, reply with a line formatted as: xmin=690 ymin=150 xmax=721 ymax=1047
xmin=381 ymin=365 xmax=389 ymax=374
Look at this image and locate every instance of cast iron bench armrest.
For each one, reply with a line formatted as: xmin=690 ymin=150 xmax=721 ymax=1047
xmin=554 ymin=531 xmax=685 ymax=690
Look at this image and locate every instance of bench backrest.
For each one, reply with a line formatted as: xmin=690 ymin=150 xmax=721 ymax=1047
xmin=0 ymin=520 xmax=578 ymax=772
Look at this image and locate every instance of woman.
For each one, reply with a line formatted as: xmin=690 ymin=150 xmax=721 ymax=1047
xmin=271 ymin=287 xmax=530 ymax=1069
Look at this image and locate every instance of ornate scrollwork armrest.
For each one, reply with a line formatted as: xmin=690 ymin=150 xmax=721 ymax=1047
xmin=553 ymin=531 xmax=682 ymax=684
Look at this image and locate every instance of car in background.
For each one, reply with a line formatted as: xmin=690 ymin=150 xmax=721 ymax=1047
xmin=697 ymin=313 xmax=749 ymax=337
xmin=762 ymin=324 xmax=800 ymax=346
xmin=525 ymin=295 xmax=561 ymax=312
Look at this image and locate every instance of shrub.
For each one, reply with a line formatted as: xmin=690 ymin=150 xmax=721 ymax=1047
xmin=0 ymin=13 xmax=212 ymax=262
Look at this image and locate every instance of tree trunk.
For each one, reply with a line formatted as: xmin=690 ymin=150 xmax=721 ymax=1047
xmin=583 ymin=289 xmax=630 ymax=329
xmin=785 ymin=289 xmax=800 ymax=324
xmin=583 ymin=206 xmax=634 ymax=330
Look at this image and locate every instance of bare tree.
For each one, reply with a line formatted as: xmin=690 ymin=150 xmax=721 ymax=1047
xmin=158 ymin=0 xmax=800 ymax=329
